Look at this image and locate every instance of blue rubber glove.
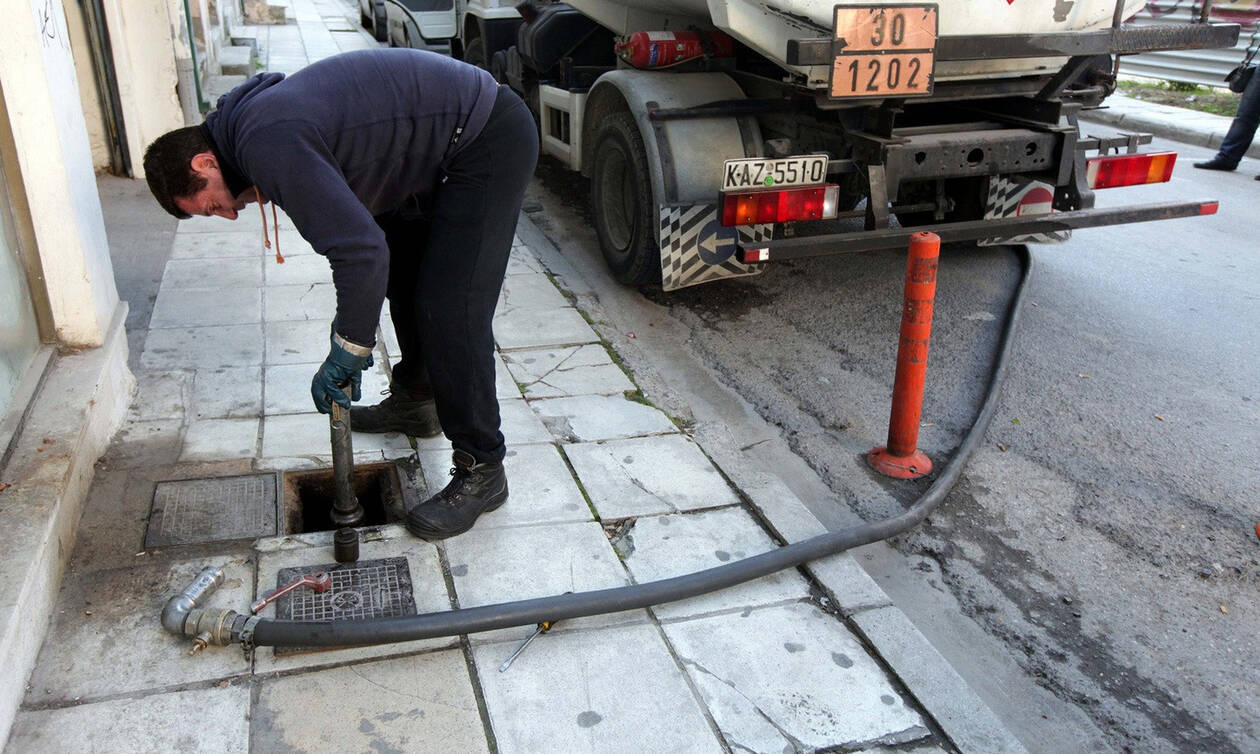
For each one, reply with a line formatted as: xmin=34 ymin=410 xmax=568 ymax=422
xmin=311 ymin=334 xmax=374 ymax=414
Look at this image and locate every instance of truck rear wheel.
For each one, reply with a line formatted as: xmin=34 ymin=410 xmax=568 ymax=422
xmin=591 ymin=113 xmax=660 ymax=286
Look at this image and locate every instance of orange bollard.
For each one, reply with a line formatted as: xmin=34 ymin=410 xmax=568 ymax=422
xmin=868 ymin=231 xmax=940 ymax=479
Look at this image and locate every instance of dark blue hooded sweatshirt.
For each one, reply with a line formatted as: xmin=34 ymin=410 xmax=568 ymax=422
xmin=202 ymin=48 xmax=499 ymax=346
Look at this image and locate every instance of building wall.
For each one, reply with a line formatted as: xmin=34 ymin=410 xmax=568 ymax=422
xmin=104 ymin=0 xmax=186 ymax=177
xmin=0 ymin=0 xmax=121 ymax=347
xmin=61 ymin=0 xmax=111 ymax=172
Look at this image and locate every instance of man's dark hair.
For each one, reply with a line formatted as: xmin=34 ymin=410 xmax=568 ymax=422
xmin=143 ymin=126 xmax=212 ymax=219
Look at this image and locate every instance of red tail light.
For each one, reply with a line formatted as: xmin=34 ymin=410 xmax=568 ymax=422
xmin=721 ymin=185 xmax=841 ymax=226
xmin=1086 ymin=152 xmax=1177 ymax=189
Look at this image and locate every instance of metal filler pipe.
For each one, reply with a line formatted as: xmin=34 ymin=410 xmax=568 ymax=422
xmin=329 ymin=385 xmax=364 ymax=528
xmin=163 ymin=247 xmax=1033 ymax=651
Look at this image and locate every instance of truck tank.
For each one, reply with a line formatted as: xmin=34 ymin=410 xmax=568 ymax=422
xmin=563 ymin=0 xmax=1148 ymax=84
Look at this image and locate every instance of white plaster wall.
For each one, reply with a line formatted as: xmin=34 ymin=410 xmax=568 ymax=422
xmin=0 ymin=0 xmax=120 ymax=347
xmin=61 ymin=0 xmax=111 ymax=171
xmin=103 ymin=0 xmax=185 ymax=178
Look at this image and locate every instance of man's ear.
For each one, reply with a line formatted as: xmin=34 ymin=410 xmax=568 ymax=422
xmin=189 ymin=152 xmax=217 ymax=175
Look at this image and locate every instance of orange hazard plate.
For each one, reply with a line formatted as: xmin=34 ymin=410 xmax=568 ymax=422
xmin=829 ymin=4 xmax=938 ymax=100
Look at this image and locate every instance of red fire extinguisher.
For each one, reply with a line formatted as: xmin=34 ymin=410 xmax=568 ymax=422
xmin=615 ymin=29 xmax=736 ymax=69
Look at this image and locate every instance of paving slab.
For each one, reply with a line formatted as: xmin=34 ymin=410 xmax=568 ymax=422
xmin=378 ymin=313 xmax=399 ymax=358
xmin=493 ymin=306 xmax=599 ymax=350
xmin=505 ymin=245 xmax=545 ymax=276
xmin=664 ymin=602 xmax=929 ymax=752
xmin=498 ymin=271 xmax=571 ymax=312
xmin=263 ymin=252 xmax=333 ymax=286
xmin=190 ymin=366 xmax=263 ymax=420
xmin=498 ymin=397 xmax=554 ymax=444
xmin=472 ymin=623 xmax=723 ymax=754
xmin=103 ymin=418 xmax=184 ymax=468
xmin=417 ymin=443 xmax=591 ymax=527
xmin=252 ymin=650 xmax=488 ymax=753
xmin=127 ymin=369 xmax=192 ymax=422
xmin=738 ymin=472 xmax=893 ymax=614
xmin=443 ymin=520 xmax=641 ymax=643
xmin=565 ymin=435 xmax=737 ymax=518
xmin=261 ymin=412 xmax=406 ymax=460
xmin=265 ymin=319 xmax=332 ymax=365
xmin=25 ymin=556 xmax=253 ymax=701
xmin=170 ymin=228 xmax=284 ymax=259
xmin=263 ymin=282 xmax=337 ymax=321
xmin=619 ymin=507 xmax=812 ymax=620
xmin=161 ymin=257 xmax=262 ymax=290
xmin=180 ymin=417 xmax=260 ymax=462
xmin=851 ymin=606 xmax=1029 ymax=754
xmin=495 ymin=353 xmax=521 ymax=399
xmin=176 ymin=206 xmax=292 ymax=235
xmin=140 ymin=324 xmax=264 ymax=370
xmin=264 ymin=360 xmax=388 ymax=416
xmin=530 ymin=394 xmax=678 ymax=442
xmin=6 ymin=683 xmax=250 ymax=754
xmin=253 ymin=526 xmax=456 ymax=673
xmin=150 ymin=285 xmax=262 ymax=328
xmin=503 ymin=344 xmax=634 ymax=398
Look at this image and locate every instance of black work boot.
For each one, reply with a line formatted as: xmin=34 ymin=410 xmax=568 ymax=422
xmin=407 ymin=450 xmax=508 ymax=539
xmin=350 ymin=383 xmax=441 ymax=437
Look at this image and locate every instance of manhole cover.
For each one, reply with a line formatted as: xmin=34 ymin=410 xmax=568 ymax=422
xmin=272 ymin=557 xmax=416 ymax=656
xmin=146 ymin=474 xmax=278 ymax=547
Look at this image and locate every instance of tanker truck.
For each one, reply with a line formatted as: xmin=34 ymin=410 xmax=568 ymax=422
xmin=401 ymin=0 xmax=1239 ymax=289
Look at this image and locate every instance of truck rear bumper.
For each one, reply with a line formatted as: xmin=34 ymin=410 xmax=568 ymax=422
xmin=738 ymin=199 xmax=1219 ymax=263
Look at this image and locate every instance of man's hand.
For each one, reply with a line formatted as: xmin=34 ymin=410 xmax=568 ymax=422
xmin=311 ymin=333 xmax=374 ymax=414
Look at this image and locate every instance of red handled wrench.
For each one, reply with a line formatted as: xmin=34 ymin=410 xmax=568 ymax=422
xmin=250 ymin=571 xmax=332 ymax=614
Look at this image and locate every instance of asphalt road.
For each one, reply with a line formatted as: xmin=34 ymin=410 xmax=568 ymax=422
xmin=521 ymin=136 xmax=1259 ymax=753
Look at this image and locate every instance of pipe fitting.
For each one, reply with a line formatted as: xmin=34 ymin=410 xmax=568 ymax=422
xmin=161 ymin=565 xmax=225 ymax=634
xmin=184 ymin=608 xmax=247 ymax=652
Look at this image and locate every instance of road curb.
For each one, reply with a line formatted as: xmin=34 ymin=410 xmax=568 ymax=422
xmin=514 ymin=212 xmax=1029 ymax=754
xmin=1079 ymin=96 xmax=1260 ymax=161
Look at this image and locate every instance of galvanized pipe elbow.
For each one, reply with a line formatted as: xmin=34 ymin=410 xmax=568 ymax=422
xmin=161 ymin=565 xmax=225 ymax=634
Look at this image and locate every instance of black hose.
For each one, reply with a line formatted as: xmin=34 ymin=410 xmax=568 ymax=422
xmin=253 ymin=246 xmax=1033 ymax=648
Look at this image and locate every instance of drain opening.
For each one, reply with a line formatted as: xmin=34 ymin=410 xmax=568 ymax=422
xmin=282 ymin=462 xmax=408 ymax=534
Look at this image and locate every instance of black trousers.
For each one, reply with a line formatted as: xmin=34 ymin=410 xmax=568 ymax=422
xmin=378 ymin=87 xmax=538 ymax=464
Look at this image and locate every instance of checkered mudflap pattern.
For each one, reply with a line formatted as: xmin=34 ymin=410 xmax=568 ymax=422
xmin=978 ymin=176 xmax=1071 ymax=246
xmin=658 ymin=204 xmax=772 ymax=291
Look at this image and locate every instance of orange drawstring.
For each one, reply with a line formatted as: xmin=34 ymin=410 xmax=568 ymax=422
xmin=256 ymin=186 xmax=283 ymax=263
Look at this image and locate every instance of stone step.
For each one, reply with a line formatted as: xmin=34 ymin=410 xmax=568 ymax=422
xmin=217 ymin=44 xmax=255 ymax=76
xmin=203 ymin=74 xmax=249 ymax=103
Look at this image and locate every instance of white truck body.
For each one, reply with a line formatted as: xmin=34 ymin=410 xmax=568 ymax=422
xmin=566 ymin=0 xmax=1147 ymax=82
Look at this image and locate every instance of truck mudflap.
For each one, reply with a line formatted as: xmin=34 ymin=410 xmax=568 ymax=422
xmin=978 ymin=177 xmax=1071 ymax=247
xmin=659 ymin=203 xmax=772 ymax=290
xmin=737 ymin=199 xmax=1219 ymax=263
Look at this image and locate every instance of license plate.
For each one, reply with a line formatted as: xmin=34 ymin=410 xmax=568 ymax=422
xmin=722 ymin=155 xmax=829 ymax=192
xmin=829 ymin=4 xmax=938 ymax=100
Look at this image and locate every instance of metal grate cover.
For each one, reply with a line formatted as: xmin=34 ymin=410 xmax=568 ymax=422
xmin=146 ymin=474 xmax=277 ymax=547
xmin=272 ymin=557 xmax=417 ymax=656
